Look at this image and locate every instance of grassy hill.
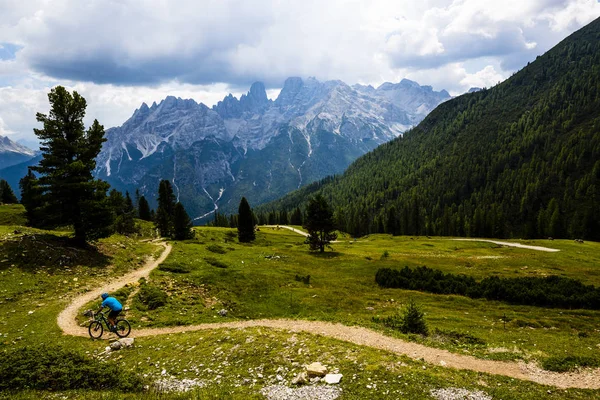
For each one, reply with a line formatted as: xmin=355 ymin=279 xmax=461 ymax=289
xmin=262 ymin=17 xmax=600 ymax=241
xmin=1 ymin=203 xmax=600 ymax=398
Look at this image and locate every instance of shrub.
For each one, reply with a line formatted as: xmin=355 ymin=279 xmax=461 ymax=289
xmin=138 ymin=284 xmax=167 ymax=310
xmin=0 ymin=345 xmax=143 ymax=391
xmin=375 ymin=266 xmax=600 ymax=309
xmin=295 ymin=274 xmax=311 ymax=284
xmin=380 ymin=250 xmax=389 ymax=260
xmin=375 ymin=298 xmax=428 ymax=336
xmin=205 ymin=257 xmax=228 ymax=269
xmin=206 ymin=244 xmax=227 ymax=254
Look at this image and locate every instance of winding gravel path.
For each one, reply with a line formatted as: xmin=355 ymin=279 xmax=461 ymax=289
xmin=58 ymin=239 xmax=600 ymax=389
xmin=452 ymin=238 xmax=560 ymax=252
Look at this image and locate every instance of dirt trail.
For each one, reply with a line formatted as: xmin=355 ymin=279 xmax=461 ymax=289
xmin=452 ymin=238 xmax=560 ymax=252
xmin=58 ymin=239 xmax=600 ymax=389
xmin=57 ymin=242 xmax=172 ymax=337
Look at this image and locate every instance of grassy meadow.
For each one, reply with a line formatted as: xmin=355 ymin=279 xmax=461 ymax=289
xmin=1 ymin=205 xmax=600 ymax=399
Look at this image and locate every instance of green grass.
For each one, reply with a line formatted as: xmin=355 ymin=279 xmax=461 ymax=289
xmin=123 ymin=227 xmax=600 ymax=367
xmin=0 ymin=204 xmax=27 ymax=226
xmin=1 ymin=205 xmax=600 ymax=398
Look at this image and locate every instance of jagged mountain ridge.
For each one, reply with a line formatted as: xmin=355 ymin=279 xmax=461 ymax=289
xmin=0 ymin=135 xmax=36 ymax=170
xmin=95 ymin=77 xmax=450 ymax=219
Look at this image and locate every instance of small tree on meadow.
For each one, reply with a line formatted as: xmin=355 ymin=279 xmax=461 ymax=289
xmin=399 ymin=298 xmax=428 ymax=335
xmin=20 ymin=170 xmax=43 ymax=226
xmin=155 ymin=180 xmax=176 ymax=237
xmin=0 ymin=179 xmax=18 ymax=204
xmin=237 ymin=197 xmax=255 ymax=243
xmin=173 ymin=202 xmax=194 ymax=240
xmin=303 ymin=194 xmax=337 ymax=252
xmin=138 ymin=195 xmax=152 ymax=221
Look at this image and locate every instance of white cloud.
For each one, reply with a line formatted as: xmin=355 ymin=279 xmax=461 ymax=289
xmin=0 ymin=0 xmax=598 ymax=145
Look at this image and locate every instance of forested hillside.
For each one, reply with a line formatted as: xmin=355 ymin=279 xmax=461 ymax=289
xmin=262 ymin=17 xmax=600 ymax=240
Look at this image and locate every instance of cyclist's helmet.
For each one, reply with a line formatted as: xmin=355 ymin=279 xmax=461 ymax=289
xmin=101 ymin=293 xmax=109 ymax=300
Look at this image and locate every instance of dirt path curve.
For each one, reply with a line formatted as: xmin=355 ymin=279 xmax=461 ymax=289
xmin=263 ymin=225 xmax=308 ymax=236
xmin=57 ymin=241 xmax=172 ymax=337
xmin=58 ymin=239 xmax=600 ymax=389
xmin=452 ymin=238 xmax=560 ymax=252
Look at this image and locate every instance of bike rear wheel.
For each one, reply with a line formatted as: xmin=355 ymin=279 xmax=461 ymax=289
xmin=88 ymin=321 xmax=103 ymax=339
xmin=115 ymin=319 xmax=131 ymax=338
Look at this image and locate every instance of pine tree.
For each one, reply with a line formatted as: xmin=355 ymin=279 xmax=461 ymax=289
xmin=173 ymin=202 xmax=194 ymax=240
xmin=114 ymin=191 xmax=137 ymax=235
xmin=30 ymin=86 xmax=113 ymax=245
xmin=303 ymin=194 xmax=337 ymax=252
xmin=237 ymin=197 xmax=255 ymax=243
xmin=290 ymin=207 xmax=303 ymax=225
xmin=138 ymin=196 xmax=152 ymax=221
xmin=0 ymin=179 xmax=18 ymax=204
xmin=155 ymin=180 xmax=176 ymax=237
xmin=19 ymin=171 xmax=43 ymax=226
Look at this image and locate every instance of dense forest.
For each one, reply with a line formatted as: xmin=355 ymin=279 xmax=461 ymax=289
xmin=260 ymin=17 xmax=600 ymax=240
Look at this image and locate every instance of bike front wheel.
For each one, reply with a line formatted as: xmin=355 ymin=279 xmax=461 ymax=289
xmin=88 ymin=321 xmax=103 ymax=339
xmin=115 ymin=319 xmax=131 ymax=338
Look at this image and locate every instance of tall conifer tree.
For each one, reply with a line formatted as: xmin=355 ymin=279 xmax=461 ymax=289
xmin=155 ymin=180 xmax=176 ymax=237
xmin=303 ymin=194 xmax=337 ymax=252
xmin=237 ymin=197 xmax=255 ymax=243
xmin=173 ymin=202 xmax=194 ymax=240
xmin=30 ymin=86 xmax=112 ymax=245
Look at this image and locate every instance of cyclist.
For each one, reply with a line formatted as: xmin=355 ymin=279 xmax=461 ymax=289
xmin=97 ymin=293 xmax=123 ymax=330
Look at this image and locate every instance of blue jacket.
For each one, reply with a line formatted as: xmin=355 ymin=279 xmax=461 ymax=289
xmin=101 ymin=296 xmax=123 ymax=312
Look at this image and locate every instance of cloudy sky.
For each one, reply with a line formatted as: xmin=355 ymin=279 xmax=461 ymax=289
xmin=1 ymin=0 xmax=599 ymax=148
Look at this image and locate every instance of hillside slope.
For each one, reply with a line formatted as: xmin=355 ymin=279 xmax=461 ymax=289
xmin=264 ymin=17 xmax=600 ymax=240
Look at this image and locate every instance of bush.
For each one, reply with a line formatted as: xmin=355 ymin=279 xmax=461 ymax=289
xmin=138 ymin=284 xmax=167 ymax=310
xmin=295 ymin=274 xmax=311 ymax=284
xmin=375 ymin=298 xmax=428 ymax=336
xmin=205 ymin=257 xmax=228 ymax=269
xmin=375 ymin=266 xmax=600 ymax=309
xmin=206 ymin=244 xmax=227 ymax=254
xmin=0 ymin=345 xmax=143 ymax=391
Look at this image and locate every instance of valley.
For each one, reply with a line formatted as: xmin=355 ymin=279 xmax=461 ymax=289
xmin=1 ymin=205 xmax=600 ymax=398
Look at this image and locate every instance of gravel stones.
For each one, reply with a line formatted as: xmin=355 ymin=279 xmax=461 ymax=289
xmin=154 ymin=378 xmax=206 ymax=392
xmin=430 ymin=388 xmax=492 ymax=400
xmin=260 ymin=385 xmax=342 ymax=400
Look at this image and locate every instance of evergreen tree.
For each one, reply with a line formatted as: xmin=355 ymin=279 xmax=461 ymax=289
xmin=138 ymin=196 xmax=152 ymax=221
xmin=114 ymin=191 xmax=137 ymax=235
xmin=173 ymin=202 xmax=194 ymax=240
xmin=19 ymin=171 xmax=43 ymax=226
xmin=303 ymin=194 xmax=337 ymax=252
xmin=237 ymin=197 xmax=255 ymax=243
xmin=30 ymin=86 xmax=113 ymax=245
xmin=290 ymin=207 xmax=303 ymax=225
xmin=155 ymin=180 xmax=176 ymax=237
xmin=0 ymin=180 xmax=18 ymax=204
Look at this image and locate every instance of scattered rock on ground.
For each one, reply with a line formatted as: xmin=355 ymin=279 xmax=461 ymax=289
xmin=292 ymin=371 xmax=308 ymax=385
xmin=260 ymin=385 xmax=342 ymax=400
xmin=324 ymin=374 xmax=343 ymax=384
xmin=306 ymin=362 xmax=328 ymax=377
xmin=154 ymin=378 xmax=206 ymax=392
xmin=109 ymin=337 xmax=135 ymax=351
xmin=218 ymin=309 xmax=228 ymax=316
xmin=430 ymin=388 xmax=492 ymax=400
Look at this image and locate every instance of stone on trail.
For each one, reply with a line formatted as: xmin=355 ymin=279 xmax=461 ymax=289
xmin=291 ymin=371 xmax=308 ymax=385
xmin=306 ymin=362 xmax=328 ymax=377
xmin=324 ymin=374 xmax=343 ymax=384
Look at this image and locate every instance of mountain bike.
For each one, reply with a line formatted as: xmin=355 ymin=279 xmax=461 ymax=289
xmin=88 ymin=311 xmax=131 ymax=339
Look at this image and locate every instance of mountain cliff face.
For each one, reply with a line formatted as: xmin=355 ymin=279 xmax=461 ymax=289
xmin=0 ymin=135 xmax=36 ymax=170
xmin=95 ymin=77 xmax=450 ymax=220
